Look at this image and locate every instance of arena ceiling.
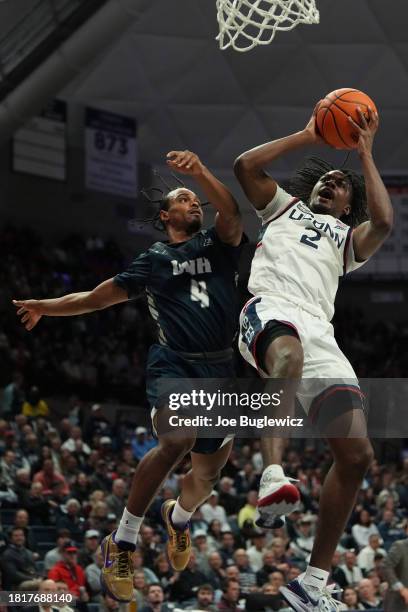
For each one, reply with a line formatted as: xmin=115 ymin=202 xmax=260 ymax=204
xmin=59 ymin=0 xmax=408 ymax=179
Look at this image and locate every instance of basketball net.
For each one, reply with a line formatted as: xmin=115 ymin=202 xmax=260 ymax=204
xmin=216 ymin=0 xmax=320 ymax=52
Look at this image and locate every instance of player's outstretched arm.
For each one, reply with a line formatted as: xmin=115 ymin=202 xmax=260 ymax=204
xmin=167 ymin=150 xmax=242 ymax=246
xmin=13 ymin=278 xmax=128 ymax=331
xmin=349 ymin=108 xmax=393 ymax=261
xmin=234 ymin=110 xmax=324 ymax=210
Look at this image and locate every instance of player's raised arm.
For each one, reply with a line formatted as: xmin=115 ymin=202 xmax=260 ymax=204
xmin=166 ymin=150 xmax=242 ymax=246
xmin=13 ymin=278 xmax=128 ymax=331
xmin=234 ymin=110 xmax=324 ymax=210
xmin=348 ymin=108 xmax=393 ymax=261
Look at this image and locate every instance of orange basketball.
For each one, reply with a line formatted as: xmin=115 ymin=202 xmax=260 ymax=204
xmin=315 ymin=88 xmax=378 ymax=150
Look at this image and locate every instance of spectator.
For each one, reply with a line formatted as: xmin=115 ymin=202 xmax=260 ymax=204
xmin=21 ymin=481 xmax=53 ymax=525
xmin=77 ymin=529 xmax=100 ymax=567
xmin=378 ymin=509 xmax=405 ymax=551
xmin=206 ymin=552 xmax=227 ymax=591
xmin=44 ymin=529 xmax=72 ymax=571
xmin=55 ymin=580 xmax=76 ymax=612
xmin=22 ymin=386 xmax=49 ymax=418
xmin=339 ymin=550 xmax=364 ymax=587
xmin=85 ymin=549 xmax=104 ymax=600
xmin=186 ymin=583 xmax=217 ymax=611
xmin=33 ymin=458 xmax=70 ymax=497
xmin=48 ymin=540 xmax=86 ymax=597
xmin=218 ymin=478 xmax=237 ymax=517
xmin=217 ymin=579 xmax=242 ymax=611
xmin=133 ymin=550 xmax=159 ymax=585
xmin=14 ymin=468 xmax=31 ymax=502
xmin=106 ymin=478 xmax=127 ymax=518
xmin=270 ymin=537 xmax=291 ymax=572
xmin=0 ymin=450 xmax=17 ymax=488
xmin=70 ymin=472 xmax=91 ymax=504
xmin=193 ymin=530 xmax=211 ymax=574
xmin=89 ymin=459 xmax=112 ymax=492
xmin=88 ymin=500 xmax=110 ymax=534
xmin=383 ymin=520 xmax=408 ymax=612
xmin=341 ymin=586 xmax=364 ymax=610
xmin=246 ymin=532 xmax=267 ymax=573
xmin=131 ymin=426 xmax=156 ymax=461
xmin=256 ymin=550 xmax=278 ymax=587
xmin=24 ymin=578 xmax=70 ymax=612
xmin=84 ymin=404 xmax=113 ymax=443
xmin=56 ymin=498 xmax=85 ymax=540
xmin=290 ymin=514 xmax=315 ymax=562
xmin=0 ymin=527 xmax=40 ymax=589
xmin=13 ymin=508 xmax=38 ymax=553
xmin=232 ymin=549 xmax=257 ymax=594
xmin=139 ymin=525 xmax=161 ymax=568
xmin=2 ymin=372 xmax=24 ymax=416
xmin=201 ymin=491 xmax=229 ymax=527
xmin=139 ymin=583 xmax=173 ymax=612
xmin=358 ymin=534 xmax=386 ymax=574
xmin=219 ymin=528 xmax=236 ymax=566
xmin=352 ymin=510 xmax=380 ymax=550
xmin=331 ymin=550 xmax=348 ymax=589
xmin=61 ymin=426 xmax=91 ymax=456
xmin=153 ymin=553 xmax=177 ymax=594
xmin=206 ymin=520 xmax=223 ymax=552
xmin=133 ymin=570 xmax=149 ymax=609
xmin=169 ymin=552 xmax=208 ymax=604
xmin=237 ymin=491 xmax=258 ymax=529
xmin=357 ymin=578 xmax=382 ymax=609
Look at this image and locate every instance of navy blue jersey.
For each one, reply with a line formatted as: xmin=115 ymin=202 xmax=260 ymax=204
xmin=114 ymin=227 xmax=244 ymax=352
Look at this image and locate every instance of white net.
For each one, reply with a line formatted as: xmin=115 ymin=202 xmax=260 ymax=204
xmin=216 ymin=0 xmax=320 ymax=52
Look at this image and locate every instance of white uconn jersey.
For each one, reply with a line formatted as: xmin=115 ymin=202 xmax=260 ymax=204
xmin=249 ymin=186 xmax=366 ymax=321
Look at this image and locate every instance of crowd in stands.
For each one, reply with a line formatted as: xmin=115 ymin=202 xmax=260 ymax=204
xmin=0 ymin=407 xmax=407 ymax=610
xmin=0 ymin=225 xmax=407 ymax=611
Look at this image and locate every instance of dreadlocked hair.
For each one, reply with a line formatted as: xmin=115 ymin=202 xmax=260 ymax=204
xmin=289 ymin=156 xmax=368 ymax=228
xmin=138 ymin=171 xmax=186 ymax=232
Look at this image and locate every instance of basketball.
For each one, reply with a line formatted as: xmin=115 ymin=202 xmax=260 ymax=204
xmin=315 ymin=88 xmax=378 ymax=150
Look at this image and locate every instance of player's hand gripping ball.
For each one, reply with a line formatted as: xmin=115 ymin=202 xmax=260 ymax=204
xmin=315 ymin=88 xmax=378 ymax=149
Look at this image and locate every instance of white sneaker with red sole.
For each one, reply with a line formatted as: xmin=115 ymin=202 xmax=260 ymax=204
xmin=257 ymin=464 xmax=300 ymax=520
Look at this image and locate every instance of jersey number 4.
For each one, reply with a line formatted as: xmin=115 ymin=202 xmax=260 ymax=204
xmin=300 ymin=228 xmax=321 ymax=250
xmin=190 ymin=279 xmax=209 ymax=308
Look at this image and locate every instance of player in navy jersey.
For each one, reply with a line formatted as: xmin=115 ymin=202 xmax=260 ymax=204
xmin=14 ymin=150 xmax=244 ymax=602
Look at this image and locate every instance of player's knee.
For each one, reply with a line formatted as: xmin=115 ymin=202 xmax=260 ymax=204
xmin=160 ymin=434 xmax=195 ymax=459
xmin=194 ymin=466 xmax=221 ymax=485
xmin=340 ymin=441 xmax=374 ymax=476
xmin=266 ymin=343 xmax=304 ymax=378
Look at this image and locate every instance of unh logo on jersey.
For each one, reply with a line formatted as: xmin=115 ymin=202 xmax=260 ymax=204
xmin=171 ymin=257 xmax=212 ymax=276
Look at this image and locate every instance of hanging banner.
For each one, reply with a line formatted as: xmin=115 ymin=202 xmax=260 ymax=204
xmin=85 ymin=107 xmax=138 ymax=198
xmin=13 ymin=99 xmax=67 ymax=181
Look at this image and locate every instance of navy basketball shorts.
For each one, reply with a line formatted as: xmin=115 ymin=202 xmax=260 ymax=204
xmin=146 ymin=343 xmax=235 ymax=455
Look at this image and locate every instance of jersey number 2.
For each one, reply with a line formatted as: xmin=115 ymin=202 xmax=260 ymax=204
xmin=191 ymin=279 xmax=209 ymax=308
xmin=300 ymin=228 xmax=321 ymax=250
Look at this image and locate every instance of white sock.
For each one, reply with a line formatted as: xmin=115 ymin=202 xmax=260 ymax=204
xmin=302 ymin=565 xmax=329 ymax=590
xmin=171 ymin=498 xmax=193 ymax=528
xmin=262 ymin=464 xmax=284 ymax=481
xmin=115 ymin=508 xmax=143 ymax=545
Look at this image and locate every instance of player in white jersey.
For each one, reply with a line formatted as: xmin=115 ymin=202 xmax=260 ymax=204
xmin=234 ymin=106 xmax=393 ymax=612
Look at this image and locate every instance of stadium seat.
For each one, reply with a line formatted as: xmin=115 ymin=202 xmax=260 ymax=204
xmin=32 ymin=526 xmax=57 ymax=542
xmin=0 ymin=509 xmax=16 ymax=524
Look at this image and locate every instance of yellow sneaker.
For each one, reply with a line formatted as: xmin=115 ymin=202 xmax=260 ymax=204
xmin=161 ymin=499 xmax=191 ymax=571
xmin=100 ymin=531 xmax=135 ymax=602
